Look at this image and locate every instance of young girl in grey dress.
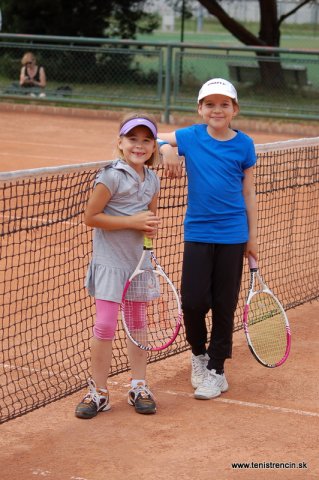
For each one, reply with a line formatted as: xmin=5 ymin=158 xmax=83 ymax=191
xmin=75 ymin=113 xmax=161 ymax=419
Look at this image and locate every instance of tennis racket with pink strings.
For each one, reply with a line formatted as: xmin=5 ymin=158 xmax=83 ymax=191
xmin=243 ymin=256 xmax=291 ymax=368
xmin=121 ymin=237 xmax=182 ymax=351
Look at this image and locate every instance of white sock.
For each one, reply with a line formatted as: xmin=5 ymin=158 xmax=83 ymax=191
xmin=98 ymin=387 xmax=108 ymax=394
xmin=131 ymin=379 xmax=146 ymax=389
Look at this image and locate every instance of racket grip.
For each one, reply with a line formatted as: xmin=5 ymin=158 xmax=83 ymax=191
xmin=143 ymin=236 xmax=153 ymax=250
xmin=248 ymin=255 xmax=258 ymax=270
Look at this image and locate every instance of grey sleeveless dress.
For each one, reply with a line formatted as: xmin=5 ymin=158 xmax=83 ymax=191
xmin=85 ymin=159 xmax=160 ymax=303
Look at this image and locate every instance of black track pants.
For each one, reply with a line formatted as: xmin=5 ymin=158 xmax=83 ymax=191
xmin=181 ymin=242 xmax=245 ymax=362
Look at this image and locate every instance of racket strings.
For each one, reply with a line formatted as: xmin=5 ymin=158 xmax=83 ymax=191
xmin=248 ymin=292 xmax=288 ymax=365
xmin=122 ymin=270 xmax=179 ymax=350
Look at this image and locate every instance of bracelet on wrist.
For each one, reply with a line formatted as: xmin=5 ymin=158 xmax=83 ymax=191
xmin=157 ymin=139 xmax=169 ymax=148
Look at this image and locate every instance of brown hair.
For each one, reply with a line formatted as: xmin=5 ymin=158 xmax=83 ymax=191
xmin=21 ymin=52 xmax=36 ymax=66
xmin=117 ymin=112 xmax=160 ymax=167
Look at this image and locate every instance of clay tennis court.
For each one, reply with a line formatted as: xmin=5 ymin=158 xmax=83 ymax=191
xmin=0 ymin=104 xmax=318 ymax=480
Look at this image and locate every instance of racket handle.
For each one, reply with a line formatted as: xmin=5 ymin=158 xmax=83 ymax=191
xmin=143 ymin=236 xmax=153 ymax=250
xmin=248 ymin=255 xmax=258 ymax=270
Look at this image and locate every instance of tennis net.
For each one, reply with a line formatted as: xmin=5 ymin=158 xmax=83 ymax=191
xmin=1 ymin=137 xmax=319 ymax=423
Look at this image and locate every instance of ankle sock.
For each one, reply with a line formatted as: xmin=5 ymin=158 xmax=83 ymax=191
xmin=131 ymin=379 xmax=146 ymax=389
xmin=97 ymin=387 xmax=108 ymax=394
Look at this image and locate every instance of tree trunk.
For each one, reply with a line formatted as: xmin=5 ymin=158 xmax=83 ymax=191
xmin=259 ymin=0 xmax=280 ymax=46
xmin=197 ymin=0 xmax=285 ymax=88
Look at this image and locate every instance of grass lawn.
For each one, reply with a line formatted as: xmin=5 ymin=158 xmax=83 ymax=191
xmin=137 ymin=19 xmax=319 ymax=50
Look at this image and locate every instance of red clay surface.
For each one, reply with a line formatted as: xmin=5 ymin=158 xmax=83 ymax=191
xmin=0 ymin=104 xmax=318 ymax=480
xmin=0 ymin=103 xmax=314 ymax=172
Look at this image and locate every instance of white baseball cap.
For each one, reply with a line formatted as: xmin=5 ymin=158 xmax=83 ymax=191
xmin=197 ymin=78 xmax=238 ymax=104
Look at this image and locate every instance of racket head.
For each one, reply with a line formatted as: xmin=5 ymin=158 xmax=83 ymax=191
xmin=243 ymin=289 xmax=291 ymax=368
xmin=121 ymin=268 xmax=182 ymax=351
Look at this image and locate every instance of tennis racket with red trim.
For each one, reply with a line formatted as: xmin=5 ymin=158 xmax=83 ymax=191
xmin=121 ymin=237 xmax=182 ymax=351
xmin=243 ymin=256 xmax=291 ymax=368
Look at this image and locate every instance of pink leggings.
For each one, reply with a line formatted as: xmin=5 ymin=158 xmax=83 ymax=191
xmin=94 ymin=299 xmax=147 ymax=340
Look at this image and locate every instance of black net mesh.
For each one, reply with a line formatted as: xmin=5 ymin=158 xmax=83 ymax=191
xmin=1 ymin=138 xmax=319 ymax=423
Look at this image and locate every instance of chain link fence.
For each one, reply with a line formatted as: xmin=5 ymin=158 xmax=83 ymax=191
xmin=0 ymin=33 xmax=318 ymax=122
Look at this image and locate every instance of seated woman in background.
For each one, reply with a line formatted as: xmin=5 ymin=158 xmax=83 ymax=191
xmin=20 ymin=52 xmax=46 ymax=97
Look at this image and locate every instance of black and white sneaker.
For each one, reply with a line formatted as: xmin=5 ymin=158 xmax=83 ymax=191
xmin=75 ymin=378 xmax=111 ymax=419
xmin=128 ymin=383 xmax=156 ymax=414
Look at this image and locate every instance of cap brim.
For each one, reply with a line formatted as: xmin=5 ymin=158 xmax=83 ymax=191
xmin=119 ymin=118 xmax=157 ymax=138
xmin=198 ymin=86 xmax=237 ymax=103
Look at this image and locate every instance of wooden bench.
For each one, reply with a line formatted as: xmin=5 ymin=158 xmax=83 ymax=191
xmin=228 ymin=63 xmax=308 ymax=86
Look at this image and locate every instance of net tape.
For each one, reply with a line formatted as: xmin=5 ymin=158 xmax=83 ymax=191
xmin=1 ymin=137 xmax=319 ymax=423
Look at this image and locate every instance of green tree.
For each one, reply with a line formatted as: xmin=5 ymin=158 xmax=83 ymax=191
xmin=196 ymin=0 xmax=314 ymax=86
xmin=0 ymin=0 xmax=160 ymax=85
xmin=197 ymin=0 xmax=314 ymax=47
xmin=0 ymin=0 xmax=159 ymax=38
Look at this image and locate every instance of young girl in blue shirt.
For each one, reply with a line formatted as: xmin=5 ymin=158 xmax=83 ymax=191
xmin=158 ymin=78 xmax=258 ymax=400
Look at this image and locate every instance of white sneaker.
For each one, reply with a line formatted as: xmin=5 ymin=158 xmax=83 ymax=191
xmin=191 ymin=353 xmax=209 ymax=388
xmin=194 ymin=368 xmax=229 ymax=400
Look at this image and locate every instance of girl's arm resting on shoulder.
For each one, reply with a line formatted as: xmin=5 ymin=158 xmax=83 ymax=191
xmin=243 ymin=166 xmax=258 ymax=260
xmin=157 ymin=132 xmax=182 ymax=179
xmin=157 ymin=132 xmax=177 ymax=147
xmin=161 ymin=144 xmax=183 ymax=179
xmin=84 ymin=183 xmax=160 ymax=233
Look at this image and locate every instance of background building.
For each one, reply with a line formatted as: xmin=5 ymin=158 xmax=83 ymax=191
xmin=145 ymin=0 xmax=319 ymax=31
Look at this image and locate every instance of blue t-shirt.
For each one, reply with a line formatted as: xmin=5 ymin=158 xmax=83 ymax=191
xmin=176 ymin=125 xmax=256 ymax=244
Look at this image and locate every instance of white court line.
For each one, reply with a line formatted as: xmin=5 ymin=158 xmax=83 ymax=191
xmin=107 ymin=380 xmax=319 ymax=419
xmin=0 ymin=213 xmax=86 ymax=228
xmin=108 ymin=381 xmax=319 ymax=419
xmin=0 ymin=139 xmax=81 ymax=149
xmin=162 ymin=389 xmax=319 ymax=418
xmin=31 ymin=469 xmax=90 ymax=479
xmin=2 ymin=363 xmax=318 ymax=418
xmin=0 ymin=151 xmax=73 ymax=161
xmin=2 ymin=362 xmax=82 ymax=381
xmin=1 ymin=363 xmax=129 ymax=384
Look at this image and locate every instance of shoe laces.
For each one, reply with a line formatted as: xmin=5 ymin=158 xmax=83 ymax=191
xmin=85 ymin=378 xmax=107 ymax=407
xmin=192 ymin=354 xmax=207 ymax=375
xmin=201 ymin=368 xmax=218 ymax=387
xmin=132 ymin=383 xmax=153 ymax=399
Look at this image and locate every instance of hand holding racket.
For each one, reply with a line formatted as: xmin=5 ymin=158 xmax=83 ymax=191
xmin=243 ymin=256 xmax=291 ymax=368
xmin=121 ymin=237 xmax=182 ymax=351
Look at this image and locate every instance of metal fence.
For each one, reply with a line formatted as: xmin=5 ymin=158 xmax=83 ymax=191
xmin=0 ymin=33 xmax=318 ymax=122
